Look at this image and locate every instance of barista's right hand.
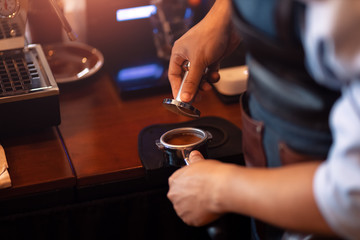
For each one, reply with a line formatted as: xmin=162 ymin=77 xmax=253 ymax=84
xmin=168 ymin=0 xmax=242 ymax=102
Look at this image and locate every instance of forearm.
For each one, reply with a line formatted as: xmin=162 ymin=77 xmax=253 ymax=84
xmin=213 ymin=162 xmax=336 ymax=236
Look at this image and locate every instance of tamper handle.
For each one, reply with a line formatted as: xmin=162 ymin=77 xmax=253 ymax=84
xmin=176 ymin=61 xmax=207 ymax=103
xmin=175 ymin=69 xmax=190 ymax=102
xmin=162 ymin=61 xmax=207 ymax=118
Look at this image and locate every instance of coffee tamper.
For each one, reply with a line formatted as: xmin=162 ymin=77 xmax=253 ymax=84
xmin=163 ymin=61 xmax=207 ymax=118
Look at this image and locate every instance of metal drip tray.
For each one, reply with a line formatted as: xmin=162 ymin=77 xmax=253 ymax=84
xmin=0 ymin=51 xmax=34 ymax=95
xmin=0 ymin=45 xmax=58 ymax=100
xmin=0 ymin=44 xmax=60 ymax=135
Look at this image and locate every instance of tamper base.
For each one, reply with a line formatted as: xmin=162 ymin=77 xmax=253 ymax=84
xmin=162 ymin=98 xmax=200 ymax=118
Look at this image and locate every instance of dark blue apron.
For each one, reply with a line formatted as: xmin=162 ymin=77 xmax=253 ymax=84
xmin=231 ymin=0 xmax=340 ymax=239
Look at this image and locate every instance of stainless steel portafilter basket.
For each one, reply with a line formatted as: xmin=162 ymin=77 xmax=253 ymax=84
xmin=156 ymin=127 xmax=212 ymax=167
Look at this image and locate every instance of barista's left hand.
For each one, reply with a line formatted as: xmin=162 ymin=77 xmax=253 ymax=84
xmin=167 ymin=150 xmax=228 ymax=226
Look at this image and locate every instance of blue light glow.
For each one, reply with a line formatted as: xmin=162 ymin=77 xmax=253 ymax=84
xmin=116 ymin=5 xmax=157 ymax=22
xmin=184 ymin=8 xmax=193 ymax=19
xmin=117 ymin=64 xmax=164 ymax=82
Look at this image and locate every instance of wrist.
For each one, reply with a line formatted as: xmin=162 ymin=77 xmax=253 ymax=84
xmin=209 ymin=163 xmax=240 ymax=214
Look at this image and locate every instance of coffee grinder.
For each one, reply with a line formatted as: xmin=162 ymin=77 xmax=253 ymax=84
xmin=0 ymin=0 xmax=60 ymax=135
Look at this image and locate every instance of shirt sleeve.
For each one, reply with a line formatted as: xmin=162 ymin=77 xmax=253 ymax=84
xmin=314 ymin=81 xmax=360 ymax=239
xmin=300 ymin=1 xmax=360 ymax=239
xmin=301 ymin=0 xmax=360 ymax=89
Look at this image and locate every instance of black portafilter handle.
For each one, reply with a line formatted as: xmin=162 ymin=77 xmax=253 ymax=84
xmin=206 ymin=216 xmax=232 ymax=240
xmin=207 ymin=221 xmax=227 ymax=240
xmin=205 ymin=214 xmax=251 ymax=239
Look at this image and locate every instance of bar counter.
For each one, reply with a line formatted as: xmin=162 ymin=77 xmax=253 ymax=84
xmin=0 ymin=70 xmax=243 ymax=209
xmin=0 ymin=70 xmax=249 ymax=239
xmin=58 ymin=72 xmax=242 ymax=188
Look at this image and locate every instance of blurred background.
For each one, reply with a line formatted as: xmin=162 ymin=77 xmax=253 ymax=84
xmin=25 ymin=0 xmax=245 ymax=99
xmin=85 ymin=0 xmax=214 ymax=98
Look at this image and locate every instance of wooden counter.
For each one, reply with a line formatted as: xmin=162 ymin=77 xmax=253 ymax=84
xmin=58 ymin=72 xmax=242 ymax=187
xmin=0 ymin=71 xmax=242 ymax=203
xmin=0 ymin=127 xmax=75 ymax=201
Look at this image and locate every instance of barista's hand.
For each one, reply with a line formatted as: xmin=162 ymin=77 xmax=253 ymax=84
xmin=168 ymin=0 xmax=241 ymax=102
xmin=167 ymin=151 xmax=228 ymax=226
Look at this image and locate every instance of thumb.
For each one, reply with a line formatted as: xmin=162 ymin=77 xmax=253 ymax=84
xmin=189 ymin=150 xmax=205 ymax=164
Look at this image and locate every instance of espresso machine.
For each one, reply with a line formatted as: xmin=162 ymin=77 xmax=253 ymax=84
xmin=0 ymin=0 xmax=60 ymax=135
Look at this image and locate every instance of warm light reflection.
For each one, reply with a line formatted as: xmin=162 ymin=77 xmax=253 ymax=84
xmin=244 ymin=68 xmax=248 ymax=76
xmin=82 ymin=57 xmax=87 ymax=64
xmin=48 ymin=50 xmax=54 ymax=57
xmin=77 ymin=68 xmax=90 ymax=78
xmin=116 ymin=5 xmax=156 ymax=22
xmin=188 ymin=0 xmax=201 ymax=6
